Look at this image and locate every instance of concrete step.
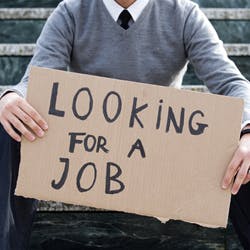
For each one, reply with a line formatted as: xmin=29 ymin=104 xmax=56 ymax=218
xmin=0 ymin=8 xmax=250 ymax=20
xmin=29 ymin=212 xmax=243 ymax=250
xmin=1 ymin=43 xmax=249 ymax=56
xmin=2 ymin=0 xmax=248 ymax=8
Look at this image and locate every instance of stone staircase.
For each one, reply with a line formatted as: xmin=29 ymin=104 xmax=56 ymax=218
xmin=0 ymin=1 xmax=249 ymax=249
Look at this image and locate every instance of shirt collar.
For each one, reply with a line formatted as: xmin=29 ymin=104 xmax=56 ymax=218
xmin=103 ymin=0 xmax=150 ymax=22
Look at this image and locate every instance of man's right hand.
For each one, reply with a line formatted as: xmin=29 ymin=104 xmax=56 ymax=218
xmin=0 ymin=92 xmax=48 ymax=142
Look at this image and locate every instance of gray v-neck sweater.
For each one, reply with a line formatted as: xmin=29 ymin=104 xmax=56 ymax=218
xmin=10 ymin=0 xmax=250 ymax=124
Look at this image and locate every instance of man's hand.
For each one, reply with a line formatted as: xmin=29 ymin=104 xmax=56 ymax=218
xmin=0 ymin=92 xmax=48 ymax=142
xmin=222 ymin=128 xmax=250 ymax=195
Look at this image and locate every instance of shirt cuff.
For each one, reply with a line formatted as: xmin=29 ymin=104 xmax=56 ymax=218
xmin=0 ymin=89 xmax=24 ymax=100
xmin=241 ymin=120 xmax=250 ymax=130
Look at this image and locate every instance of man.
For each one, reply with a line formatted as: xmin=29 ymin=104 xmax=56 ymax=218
xmin=0 ymin=0 xmax=250 ymax=249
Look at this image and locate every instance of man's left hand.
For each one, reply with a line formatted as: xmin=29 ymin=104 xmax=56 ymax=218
xmin=222 ymin=127 xmax=250 ymax=195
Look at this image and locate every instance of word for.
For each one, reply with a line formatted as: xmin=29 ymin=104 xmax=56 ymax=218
xmin=68 ymin=132 xmax=109 ymax=154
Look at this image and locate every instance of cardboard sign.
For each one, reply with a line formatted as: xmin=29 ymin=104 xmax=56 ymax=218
xmin=15 ymin=67 xmax=243 ymax=228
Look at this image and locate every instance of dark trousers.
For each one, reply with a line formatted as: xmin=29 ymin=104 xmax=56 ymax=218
xmin=1 ymin=124 xmax=250 ymax=250
xmin=0 ymin=125 xmax=37 ymax=250
xmin=230 ymin=184 xmax=250 ymax=249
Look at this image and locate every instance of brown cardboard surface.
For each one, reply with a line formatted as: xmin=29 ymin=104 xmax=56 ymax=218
xmin=15 ymin=66 xmax=243 ymax=228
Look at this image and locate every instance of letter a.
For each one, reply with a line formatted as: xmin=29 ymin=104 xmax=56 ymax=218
xmin=127 ymin=139 xmax=146 ymax=158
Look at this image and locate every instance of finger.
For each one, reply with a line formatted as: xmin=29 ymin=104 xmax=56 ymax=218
xmin=12 ymin=106 xmax=45 ymax=138
xmin=19 ymin=100 xmax=48 ymax=131
xmin=8 ymin=113 xmax=36 ymax=142
xmin=232 ymin=161 xmax=250 ymax=195
xmin=222 ymin=151 xmax=242 ymax=189
xmin=1 ymin=120 xmax=21 ymax=142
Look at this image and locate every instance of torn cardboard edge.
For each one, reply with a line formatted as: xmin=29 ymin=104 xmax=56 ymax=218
xmin=16 ymin=192 xmax=229 ymax=229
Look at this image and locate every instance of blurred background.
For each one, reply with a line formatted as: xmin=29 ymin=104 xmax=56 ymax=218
xmin=0 ymin=0 xmax=249 ymax=249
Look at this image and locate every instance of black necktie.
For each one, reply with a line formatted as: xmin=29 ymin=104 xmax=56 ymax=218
xmin=118 ymin=10 xmax=132 ymax=30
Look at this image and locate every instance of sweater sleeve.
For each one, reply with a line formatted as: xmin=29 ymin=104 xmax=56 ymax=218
xmin=1 ymin=0 xmax=74 ymax=98
xmin=183 ymin=4 xmax=250 ymax=126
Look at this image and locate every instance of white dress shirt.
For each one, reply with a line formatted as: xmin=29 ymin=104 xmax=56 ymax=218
xmin=103 ymin=0 xmax=150 ymax=25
